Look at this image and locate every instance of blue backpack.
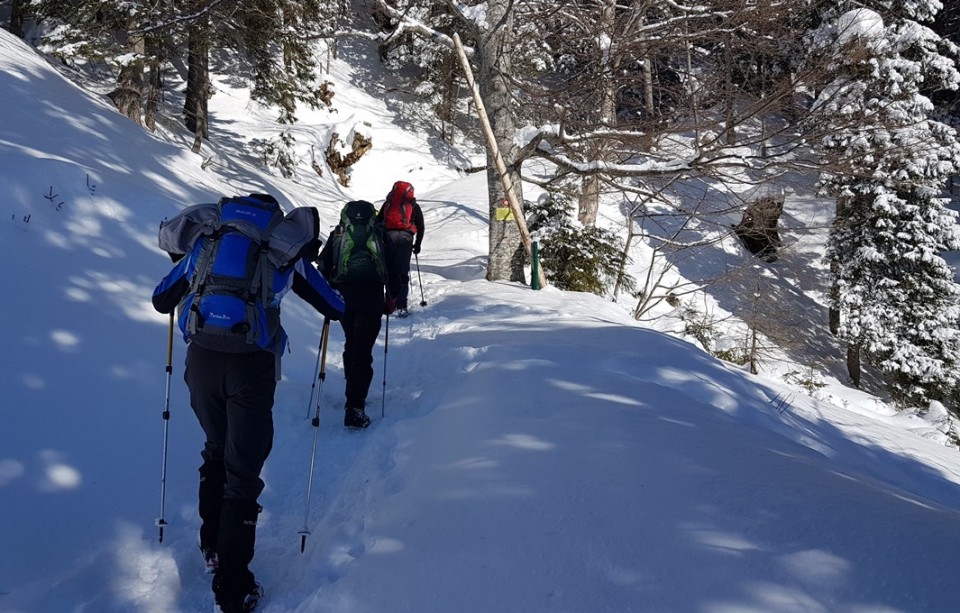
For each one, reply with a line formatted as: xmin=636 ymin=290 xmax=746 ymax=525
xmin=183 ymin=195 xmax=286 ymax=353
xmin=158 ymin=194 xmax=322 ymax=355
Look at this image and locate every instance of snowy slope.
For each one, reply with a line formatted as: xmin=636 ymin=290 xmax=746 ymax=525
xmin=3 ymin=29 xmax=960 ymax=613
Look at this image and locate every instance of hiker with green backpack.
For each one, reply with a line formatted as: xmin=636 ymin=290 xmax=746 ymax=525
xmin=317 ymin=200 xmax=396 ymax=429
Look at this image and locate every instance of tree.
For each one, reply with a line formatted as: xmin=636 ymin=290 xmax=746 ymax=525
xmin=932 ymin=0 xmax=960 ymax=118
xmin=8 ymin=0 xmax=26 ymax=37
xmin=30 ymin=0 xmax=342 ymax=156
xmin=203 ymin=0 xmax=344 ymax=169
xmin=476 ymin=0 xmax=526 ymax=282
xmin=808 ymin=4 xmax=960 ymax=405
xmin=373 ymin=0 xmax=531 ymax=281
xmin=372 ymin=1 xmax=828 ymax=289
xmin=30 ymin=0 xmax=162 ymax=125
xmin=183 ymin=7 xmax=211 ymax=147
xmin=528 ymin=190 xmax=634 ymax=295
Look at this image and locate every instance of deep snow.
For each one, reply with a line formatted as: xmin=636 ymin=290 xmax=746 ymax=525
xmin=2 ymin=28 xmax=960 ymax=613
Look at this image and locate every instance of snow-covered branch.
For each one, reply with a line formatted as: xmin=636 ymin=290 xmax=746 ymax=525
xmin=373 ymin=0 xmax=475 ymax=58
xmin=133 ymin=0 xmax=231 ymax=36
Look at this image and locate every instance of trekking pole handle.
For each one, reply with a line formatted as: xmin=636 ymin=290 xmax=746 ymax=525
xmin=319 ymin=318 xmax=330 ymax=382
xmin=311 ymin=318 xmax=330 ymax=427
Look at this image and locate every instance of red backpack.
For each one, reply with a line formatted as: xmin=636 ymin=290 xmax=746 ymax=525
xmin=381 ymin=181 xmax=417 ymax=233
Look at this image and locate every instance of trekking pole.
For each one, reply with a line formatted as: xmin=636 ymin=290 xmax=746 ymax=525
xmin=381 ymin=313 xmax=389 ymax=418
xmin=157 ymin=313 xmax=175 ymax=543
xmin=305 ymin=323 xmax=327 ymax=420
xmin=415 ymin=253 xmax=427 ymax=307
xmin=299 ymin=317 xmax=330 ymax=553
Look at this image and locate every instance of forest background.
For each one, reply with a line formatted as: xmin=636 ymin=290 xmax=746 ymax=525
xmin=5 ymin=0 xmax=960 ymax=429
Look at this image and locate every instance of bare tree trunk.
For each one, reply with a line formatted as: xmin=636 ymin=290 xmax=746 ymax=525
xmin=480 ymin=0 xmax=524 ymax=282
xmin=847 ymin=343 xmax=861 ymax=387
xmin=107 ymin=19 xmax=145 ymax=126
xmin=9 ymin=0 xmax=26 ymax=38
xmin=184 ymin=17 xmax=210 ymax=141
xmin=577 ymin=0 xmax=618 ymax=227
xmin=454 ymin=33 xmax=545 ymax=288
xmin=642 ymin=53 xmax=654 ymax=115
xmin=279 ymin=2 xmax=297 ymax=118
xmin=829 ymin=196 xmax=846 ymax=334
xmin=144 ymin=36 xmax=164 ymax=132
xmin=613 ymin=219 xmax=635 ymax=300
xmin=579 ymin=175 xmax=600 ymax=226
xmin=722 ymin=38 xmax=736 ymax=146
xmin=828 ymin=272 xmax=841 ymax=334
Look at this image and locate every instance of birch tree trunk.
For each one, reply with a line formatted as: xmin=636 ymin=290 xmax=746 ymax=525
xmin=480 ymin=0 xmax=524 ymax=282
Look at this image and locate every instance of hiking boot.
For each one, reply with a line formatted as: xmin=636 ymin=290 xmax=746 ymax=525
xmin=215 ymin=582 xmax=263 ymax=612
xmin=344 ymin=406 xmax=371 ymax=429
xmin=241 ymin=582 xmax=263 ymax=612
xmin=201 ymin=547 xmax=219 ymax=574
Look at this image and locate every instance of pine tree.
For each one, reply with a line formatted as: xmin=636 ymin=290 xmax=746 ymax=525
xmin=219 ymin=0 xmax=343 ymax=171
xmin=30 ymin=0 xmax=172 ymax=126
xmin=31 ymin=0 xmax=343 ymax=154
xmin=528 ymin=191 xmax=634 ymax=296
xmin=9 ymin=0 xmax=27 ymax=37
xmin=809 ymin=3 xmax=960 ymax=406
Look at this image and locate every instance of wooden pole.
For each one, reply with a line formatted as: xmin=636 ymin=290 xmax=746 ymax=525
xmin=452 ymin=32 xmax=548 ymax=289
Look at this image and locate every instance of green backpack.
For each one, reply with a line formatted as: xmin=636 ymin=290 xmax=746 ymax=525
xmin=330 ymin=200 xmax=387 ymax=284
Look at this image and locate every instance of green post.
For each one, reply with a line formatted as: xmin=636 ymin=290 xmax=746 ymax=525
xmin=531 ymin=240 xmax=541 ymax=290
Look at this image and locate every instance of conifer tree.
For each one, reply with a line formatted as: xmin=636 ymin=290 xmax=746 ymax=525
xmin=528 ymin=191 xmax=634 ymax=296
xmin=30 ymin=0 xmax=342 ymax=155
xmin=30 ymin=0 xmax=168 ymax=126
xmin=8 ymin=0 xmax=26 ymax=37
xmin=808 ymin=3 xmax=960 ymax=405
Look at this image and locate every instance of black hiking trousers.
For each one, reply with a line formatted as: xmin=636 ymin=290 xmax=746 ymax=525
xmin=385 ymin=230 xmax=414 ymax=308
xmin=340 ymin=308 xmax=383 ymax=408
xmin=185 ymin=343 xmax=276 ymax=604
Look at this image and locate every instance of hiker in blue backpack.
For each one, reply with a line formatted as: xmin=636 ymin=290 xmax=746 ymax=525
xmin=378 ymin=181 xmax=424 ymax=318
xmin=152 ymin=193 xmax=344 ymax=613
xmin=317 ymin=200 xmax=395 ymax=429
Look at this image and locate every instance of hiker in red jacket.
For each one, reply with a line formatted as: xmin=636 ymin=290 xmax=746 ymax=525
xmin=378 ymin=181 xmax=424 ymax=318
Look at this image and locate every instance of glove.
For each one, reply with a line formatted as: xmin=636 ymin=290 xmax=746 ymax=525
xmin=413 ymin=244 xmax=421 ymax=255
xmin=384 ymin=297 xmax=397 ymax=315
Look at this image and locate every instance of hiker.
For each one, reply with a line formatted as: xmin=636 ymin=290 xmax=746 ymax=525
xmin=317 ymin=200 xmax=395 ymax=429
xmin=378 ymin=180 xmax=424 ymax=318
xmin=152 ymin=193 xmax=344 ymax=613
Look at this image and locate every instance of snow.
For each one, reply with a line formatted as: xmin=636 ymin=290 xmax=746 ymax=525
xmin=837 ymin=9 xmax=885 ymax=47
xmin=3 ymin=27 xmax=960 ymax=613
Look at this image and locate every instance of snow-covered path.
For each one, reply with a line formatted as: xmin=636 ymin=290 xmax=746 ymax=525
xmin=4 ymin=28 xmax=960 ymax=613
